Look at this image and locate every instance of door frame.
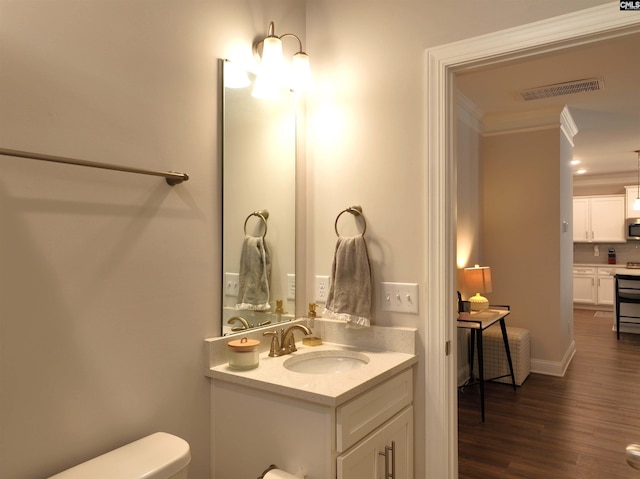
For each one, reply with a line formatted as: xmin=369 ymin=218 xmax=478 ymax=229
xmin=423 ymin=3 xmax=640 ymax=477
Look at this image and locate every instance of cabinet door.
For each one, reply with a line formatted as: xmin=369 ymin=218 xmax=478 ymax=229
xmin=336 ymin=426 xmax=381 ymax=479
xmin=337 ymin=406 xmax=413 ymax=479
xmin=573 ymin=198 xmax=590 ymax=242
xmin=597 ymin=274 xmax=615 ymax=305
xmin=573 ymin=275 xmax=596 ymax=303
xmin=590 ymin=196 xmax=625 ymax=242
xmin=626 ymin=186 xmax=640 ymax=219
xmin=382 ymin=406 xmax=413 ymax=479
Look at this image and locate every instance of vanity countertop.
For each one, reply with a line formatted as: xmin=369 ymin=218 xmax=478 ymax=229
xmin=207 ymin=342 xmax=417 ymax=407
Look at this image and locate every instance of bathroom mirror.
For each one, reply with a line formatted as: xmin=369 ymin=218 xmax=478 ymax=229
xmin=221 ymin=59 xmax=296 ymax=336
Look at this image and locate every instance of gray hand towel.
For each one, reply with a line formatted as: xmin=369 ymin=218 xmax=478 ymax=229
xmin=324 ymin=235 xmax=372 ymax=328
xmin=236 ymin=236 xmax=271 ymax=311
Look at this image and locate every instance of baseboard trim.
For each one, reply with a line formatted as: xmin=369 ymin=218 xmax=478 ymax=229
xmin=530 ymin=339 xmax=576 ymax=377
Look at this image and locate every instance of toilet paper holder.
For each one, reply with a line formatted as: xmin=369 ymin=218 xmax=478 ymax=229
xmin=258 ymin=464 xmax=305 ymax=479
xmin=258 ymin=464 xmax=278 ymax=479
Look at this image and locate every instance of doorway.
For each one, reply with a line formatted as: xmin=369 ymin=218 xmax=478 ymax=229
xmin=424 ymin=4 xmax=640 ymax=477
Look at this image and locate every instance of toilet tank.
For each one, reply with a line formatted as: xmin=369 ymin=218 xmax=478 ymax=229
xmin=48 ymin=432 xmax=191 ymax=479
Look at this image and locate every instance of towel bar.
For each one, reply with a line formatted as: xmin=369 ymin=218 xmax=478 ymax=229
xmin=0 ymin=147 xmax=189 ymax=185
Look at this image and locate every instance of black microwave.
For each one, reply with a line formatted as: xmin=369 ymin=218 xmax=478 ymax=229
xmin=627 ymin=218 xmax=640 ymax=240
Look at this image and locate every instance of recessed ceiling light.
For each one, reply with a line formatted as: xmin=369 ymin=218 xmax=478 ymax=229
xmin=571 ymin=159 xmax=580 ymax=166
xmin=576 ymin=168 xmax=586 ymax=175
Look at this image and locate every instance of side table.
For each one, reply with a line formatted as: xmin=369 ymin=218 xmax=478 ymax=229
xmin=457 ymin=305 xmax=516 ymax=421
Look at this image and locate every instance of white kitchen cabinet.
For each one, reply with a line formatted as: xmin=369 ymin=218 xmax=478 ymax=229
xmin=625 ymin=185 xmax=640 ymax=219
xmin=573 ymin=266 xmax=596 ymax=303
xmin=573 ymin=195 xmax=625 ymax=243
xmin=597 ymin=267 xmax=617 ymax=305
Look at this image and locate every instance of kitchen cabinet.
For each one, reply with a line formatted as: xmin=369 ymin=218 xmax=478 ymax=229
xmin=573 ymin=265 xmax=631 ymax=305
xmin=625 ymin=185 xmax=640 ymax=218
xmin=573 ymin=195 xmax=625 ymax=243
xmin=573 ymin=266 xmax=596 ymax=304
xmin=597 ymin=267 xmax=617 ymax=305
xmin=211 ymin=367 xmax=414 ymax=479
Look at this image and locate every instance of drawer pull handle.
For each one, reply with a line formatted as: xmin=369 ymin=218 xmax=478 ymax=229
xmin=378 ymin=440 xmax=396 ymax=479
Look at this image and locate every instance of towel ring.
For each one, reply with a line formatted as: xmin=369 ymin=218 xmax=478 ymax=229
xmin=244 ymin=209 xmax=269 ymax=238
xmin=334 ymin=205 xmax=366 ymax=236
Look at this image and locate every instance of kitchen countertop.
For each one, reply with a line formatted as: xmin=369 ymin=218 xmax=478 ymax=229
xmin=574 ymin=263 xmax=638 ymax=268
xmin=207 ymin=342 xmax=417 ymax=406
xmin=574 ymin=263 xmax=640 ymax=274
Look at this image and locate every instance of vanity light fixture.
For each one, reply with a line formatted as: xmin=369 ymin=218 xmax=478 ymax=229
xmin=223 ymin=60 xmax=251 ymax=89
xmin=252 ymin=21 xmax=312 ymax=99
xmin=464 ymin=264 xmax=492 ymax=311
xmin=633 ymin=150 xmax=640 ymax=211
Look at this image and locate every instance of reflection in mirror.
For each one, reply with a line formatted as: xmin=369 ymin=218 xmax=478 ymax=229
xmin=221 ymin=59 xmax=296 ymax=336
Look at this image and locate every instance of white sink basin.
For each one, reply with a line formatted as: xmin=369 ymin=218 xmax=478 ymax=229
xmin=283 ymin=350 xmax=370 ymax=374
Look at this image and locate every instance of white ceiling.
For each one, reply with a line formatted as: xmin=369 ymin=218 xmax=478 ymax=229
xmin=455 ymin=31 xmax=640 ymax=178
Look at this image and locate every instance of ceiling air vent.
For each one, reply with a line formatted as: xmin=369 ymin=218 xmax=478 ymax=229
xmin=519 ymin=77 xmax=604 ymax=101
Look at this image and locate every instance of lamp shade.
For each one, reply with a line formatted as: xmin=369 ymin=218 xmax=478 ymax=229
xmin=290 ymin=51 xmax=313 ymax=92
xmin=252 ymin=36 xmax=284 ymax=99
xmin=464 ymin=265 xmax=492 ymax=294
xmin=464 ymin=265 xmax=492 ymax=311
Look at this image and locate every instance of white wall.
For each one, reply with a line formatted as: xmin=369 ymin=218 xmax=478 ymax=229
xmin=0 ymin=1 xmax=615 ymax=478
xmin=0 ymin=1 xmax=304 ymax=478
xmin=304 ymin=2 xmax=609 ymax=476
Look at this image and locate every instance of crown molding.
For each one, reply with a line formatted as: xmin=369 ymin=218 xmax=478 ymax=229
xmin=574 ymin=171 xmax=636 ymax=188
xmin=481 ymin=106 xmax=564 ymax=136
xmin=560 ymin=106 xmax=579 ymax=146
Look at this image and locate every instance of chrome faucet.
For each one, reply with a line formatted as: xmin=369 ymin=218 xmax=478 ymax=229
xmin=263 ymin=324 xmax=312 ymax=357
xmin=227 ymin=316 xmax=251 ymax=332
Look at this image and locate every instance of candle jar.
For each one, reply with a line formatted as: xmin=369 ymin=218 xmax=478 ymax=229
xmin=227 ymin=337 xmax=260 ymax=370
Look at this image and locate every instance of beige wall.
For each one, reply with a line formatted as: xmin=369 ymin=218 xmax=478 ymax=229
xmin=0 ymin=1 xmax=304 ymax=478
xmin=481 ymin=128 xmax=573 ymax=363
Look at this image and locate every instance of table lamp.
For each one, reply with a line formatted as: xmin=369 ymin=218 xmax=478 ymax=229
xmin=464 ymin=264 xmax=492 ymax=311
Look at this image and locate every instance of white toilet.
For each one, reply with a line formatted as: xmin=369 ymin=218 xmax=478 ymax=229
xmin=48 ymin=432 xmax=191 ymax=479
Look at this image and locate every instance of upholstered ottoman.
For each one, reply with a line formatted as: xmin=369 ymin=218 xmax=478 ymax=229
xmin=472 ymin=326 xmax=530 ymax=386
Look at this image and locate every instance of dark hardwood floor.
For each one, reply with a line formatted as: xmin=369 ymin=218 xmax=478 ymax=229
xmin=458 ymin=309 xmax=640 ymax=479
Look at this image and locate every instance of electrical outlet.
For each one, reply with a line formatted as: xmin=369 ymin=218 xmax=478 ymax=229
xmin=380 ymin=282 xmax=419 ymax=314
xmin=315 ymin=275 xmax=331 ymax=303
xmin=287 ymin=273 xmax=296 ymax=300
xmin=224 ymin=272 xmax=239 ymax=297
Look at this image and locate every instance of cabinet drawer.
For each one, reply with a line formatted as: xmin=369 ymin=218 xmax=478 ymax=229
xmin=573 ymin=266 xmax=596 ymax=275
xmin=598 ymin=267 xmax=620 ymax=276
xmin=337 ymin=368 xmax=413 ymax=452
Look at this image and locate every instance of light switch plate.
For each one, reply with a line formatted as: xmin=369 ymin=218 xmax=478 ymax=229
xmin=225 ymin=272 xmax=239 ymax=297
xmin=380 ymin=282 xmax=419 ymax=314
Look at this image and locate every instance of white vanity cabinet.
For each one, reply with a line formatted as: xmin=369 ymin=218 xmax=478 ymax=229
xmin=210 ymin=367 xmax=414 ymax=479
xmin=573 ymin=195 xmax=625 ymax=243
xmin=337 ymin=406 xmax=413 ymax=478
xmin=336 ymin=370 xmax=413 ymax=478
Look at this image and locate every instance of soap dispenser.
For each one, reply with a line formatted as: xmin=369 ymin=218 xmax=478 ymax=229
xmin=307 ymin=302 xmax=317 ymax=328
